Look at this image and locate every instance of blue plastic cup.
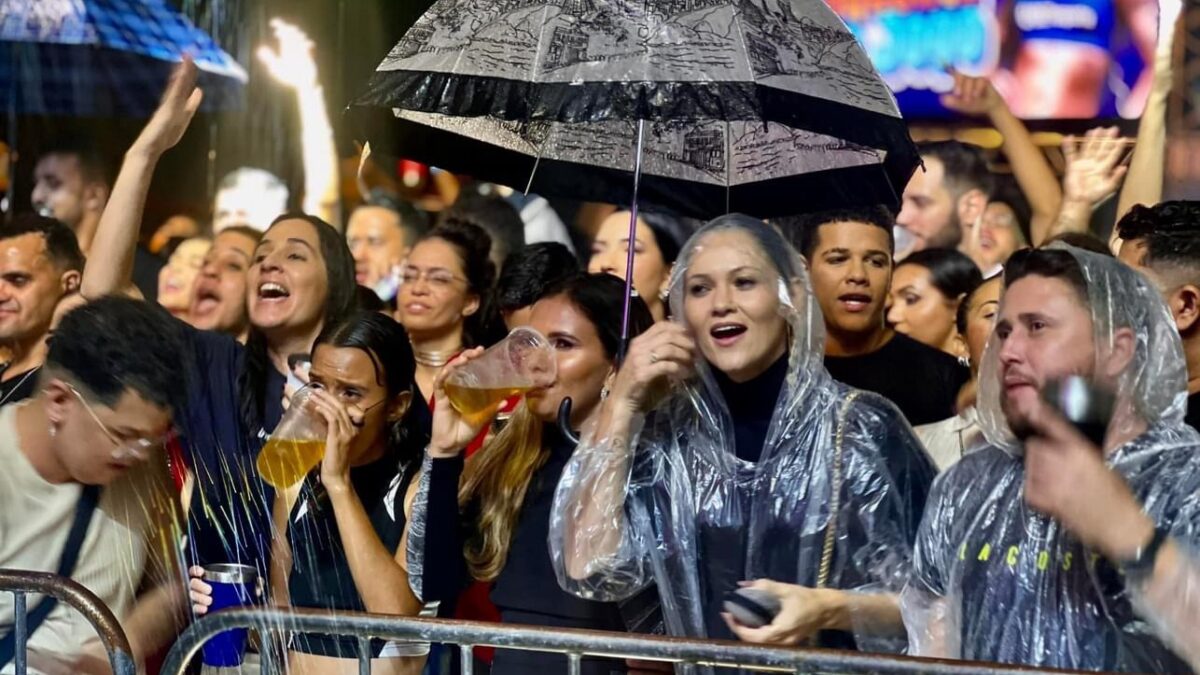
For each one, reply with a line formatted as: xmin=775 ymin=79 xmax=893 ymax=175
xmin=200 ymin=564 xmax=258 ymax=667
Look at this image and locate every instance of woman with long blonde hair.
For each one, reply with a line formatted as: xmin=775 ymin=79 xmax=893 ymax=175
xmin=407 ymin=274 xmax=653 ymax=675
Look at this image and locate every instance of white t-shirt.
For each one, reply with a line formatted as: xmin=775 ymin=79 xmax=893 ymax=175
xmin=0 ymin=403 xmax=176 ymax=673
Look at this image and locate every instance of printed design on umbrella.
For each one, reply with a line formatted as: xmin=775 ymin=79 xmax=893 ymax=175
xmin=398 ymin=110 xmax=882 ymax=185
xmin=378 ymin=0 xmax=894 ymax=116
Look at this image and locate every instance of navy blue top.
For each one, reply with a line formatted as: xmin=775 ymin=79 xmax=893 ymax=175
xmin=179 ymin=327 xmax=282 ymax=577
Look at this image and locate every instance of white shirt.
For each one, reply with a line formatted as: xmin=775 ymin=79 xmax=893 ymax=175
xmin=915 ymin=406 xmax=985 ymax=471
xmin=0 ymin=403 xmax=175 ymax=673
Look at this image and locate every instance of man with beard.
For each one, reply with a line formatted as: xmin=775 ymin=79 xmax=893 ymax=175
xmin=902 ymin=246 xmax=1200 ymax=672
xmin=0 ymin=215 xmax=84 ymax=405
xmin=791 ymin=206 xmax=970 ymax=426
xmin=896 ymin=141 xmax=993 ymax=259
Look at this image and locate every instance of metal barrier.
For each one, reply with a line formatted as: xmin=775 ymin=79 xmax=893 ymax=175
xmin=0 ymin=569 xmax=136 ymax=675
xmin=162 ymin=606 xmax=1081 ymax=675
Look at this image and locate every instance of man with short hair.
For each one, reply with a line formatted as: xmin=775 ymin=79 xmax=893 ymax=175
xmin=1122 ymin=201 xmax=1200 ymax=430
xmin=496 ymin=242 xmax=580 ymax=330
xmin=903 ymin=247 xmax=1200 ymax=672
xmin=897 ymin=141 xmax=993 ymax=256
xmin=32 ymin=140 xmax=162 ymax=301
xmin=0 ymin=296 xmax=188 ymax=674
xmin=346 ymin=196 xmax=427 ymax=301
xmin=0 ymin=215 xmax=85 ymax=405
xmin=790 ymin=206 xmax=969 ymax=426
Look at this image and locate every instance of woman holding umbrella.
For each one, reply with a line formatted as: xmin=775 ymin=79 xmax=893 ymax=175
xmin=551 ymin=215 xmax=936 ymax=657
xmin=408 ymin=274 xmax=654 ymax=675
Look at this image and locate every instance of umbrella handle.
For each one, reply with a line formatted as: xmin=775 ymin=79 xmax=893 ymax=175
xmin=557 ymin=397 xmax=580 ymax=445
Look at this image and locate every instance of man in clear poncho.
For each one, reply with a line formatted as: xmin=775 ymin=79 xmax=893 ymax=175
xmin=902 ymin=244 xmax=1200 ymax=672
xmin=550 ymin=215 xmax=937 ymax=658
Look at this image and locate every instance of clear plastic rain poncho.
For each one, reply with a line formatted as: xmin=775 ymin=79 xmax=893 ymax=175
xmin=549 ymin=215 xmax=937 ymax=657
xmin=901 ymin=244 xmax=1200 ymax=672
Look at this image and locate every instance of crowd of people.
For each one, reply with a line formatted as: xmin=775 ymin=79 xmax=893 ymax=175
xmin=3 ymin=7 xmax=1200 ymax=675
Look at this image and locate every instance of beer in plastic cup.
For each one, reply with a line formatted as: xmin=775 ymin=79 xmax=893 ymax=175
xmin=445 ymin=327 xmax=556 ymax=427
xmin=255 ymin=386 xmax=327 ymax=489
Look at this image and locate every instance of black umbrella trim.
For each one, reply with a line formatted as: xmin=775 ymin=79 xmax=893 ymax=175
xmin=349 ymin=77 xmax=916 ymax=185
xmin=350 ymin=106 xmax=915 ymax=219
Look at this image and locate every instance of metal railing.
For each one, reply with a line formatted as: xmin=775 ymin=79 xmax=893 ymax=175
xmin=0 ymin=569 xmax=136 ymax=675
xmin=162 ymin=606 xmax=1080 ymax=675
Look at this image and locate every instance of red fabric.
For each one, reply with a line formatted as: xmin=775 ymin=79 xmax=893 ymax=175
xmin=166 ymin=434 xmax=189 ymax=493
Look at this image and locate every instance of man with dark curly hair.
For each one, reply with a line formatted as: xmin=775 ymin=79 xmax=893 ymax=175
xmin=1120 ymin=201 xmax=1200 ymax=430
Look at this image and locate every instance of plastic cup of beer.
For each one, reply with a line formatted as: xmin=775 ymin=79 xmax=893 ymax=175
xmin=200 ymin=564 xmax=258 ymax=667
xmin=445 ymin=327 xmax=557 ymax=426
xmin=255 ymin=386 xmax=328 ymax=489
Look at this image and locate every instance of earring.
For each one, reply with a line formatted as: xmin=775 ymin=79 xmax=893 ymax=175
xmin=601 ymin=385 xmax=610 ymax=400
xmin=48 ymin=423 xmax=57 ymax=438
xmin=957 ymin=354 xmax=970 ymax=367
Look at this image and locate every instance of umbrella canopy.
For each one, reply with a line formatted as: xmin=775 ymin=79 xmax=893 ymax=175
xmin=351 ymin=0 xmax=917 ymax=215
xmin=365 ymin=110 xmax=901 ymax=219
xmin=0 ymin=0 xmax=247 ymax=116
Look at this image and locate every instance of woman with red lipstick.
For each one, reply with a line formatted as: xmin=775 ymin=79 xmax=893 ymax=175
xmin=409 ymin=274 xmax=654 ymax=675
xmin=551 ymin=215 xmax=936 ymax=666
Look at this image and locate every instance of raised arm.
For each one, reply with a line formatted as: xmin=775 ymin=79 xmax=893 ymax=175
xmin=941 ymin=71 xmax=1062 ymax=246
xmin=258 ymin=20 xmax=340 ymax=229
xmin=1045 ymin=127 xmax=1129 ymax=241
xmin=81 ymin=60 xmax=202 ymax=300
xmin=1114 ymin=0 xmax=1182 ymax=252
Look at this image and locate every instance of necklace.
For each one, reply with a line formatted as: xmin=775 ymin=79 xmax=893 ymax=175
xmin=412 ymin=346 xmax=459 ymax=368
xmin=0 ymin=366 xmax=41 ymax=406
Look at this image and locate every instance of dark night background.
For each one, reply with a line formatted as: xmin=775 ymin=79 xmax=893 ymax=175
xmin=7 ymin=0 xmax=436 ymax=236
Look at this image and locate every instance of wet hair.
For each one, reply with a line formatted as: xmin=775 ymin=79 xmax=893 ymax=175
xmin=313 ymin=312 xmax=428 ymax=469
xmin=702 ymin=213 xmax=801 ymax=280
xmin=918 ymin=140 xmax=994 ymax=199
xmin=238 ymin=214 xmax=358 ymax=435
xmin=441 ymin=193 xmax=525 ymax=267
xmin=1116 ymin=201 xmax=1200 ymax=243
xmin=419 ymin=220 xmax=503 ymax=347
xmin=1042 ymin=232 xmax=1114 ymax=257
xmin=638 ymin=210 xmax=700 ymax=266
xmin=1143 ymin=221 xmax=1200 ymax=285
xmin=1003 ymin=247 xmax=1088 ymax=306
xmin=547 ymin=273 xmax=654 ymax=360
xmin=37 ymin=136 xmax=112 ymax=187
xmin=46 ymin=296 xmax=186 ymax=413
xmin=0 ymin=214 xmax=85 ymax=272
xmin=496 ymin=243 xmax=580 ymax=314
xmin=781 ymin=206 xmax=895 ymax=259
xmin=897 ymin=248 xmax=983 ymax=303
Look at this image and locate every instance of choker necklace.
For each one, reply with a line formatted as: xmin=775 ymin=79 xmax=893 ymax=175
xmin=412 ymin=346 xmax=458 ymax=368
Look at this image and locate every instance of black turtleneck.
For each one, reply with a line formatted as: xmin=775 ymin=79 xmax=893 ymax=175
xmin=712 ymin=354 xmax=789 ymax=463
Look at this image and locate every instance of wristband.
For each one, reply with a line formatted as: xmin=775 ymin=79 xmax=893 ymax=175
xmin=1118 ymin=526 xmax=1169 ymax=581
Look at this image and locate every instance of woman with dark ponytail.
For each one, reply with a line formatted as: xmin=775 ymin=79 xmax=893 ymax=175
xmin=191 ymin=312 xmax=432 ymax=675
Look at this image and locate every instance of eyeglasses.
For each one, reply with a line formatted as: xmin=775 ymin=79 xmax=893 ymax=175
xmin=68 ymin=386 xmax=172 ymax=462
xmin=347 ymin=397 xmax=387 ymax=428
xmin=400 ymin=265 xmax=466 ymax=291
